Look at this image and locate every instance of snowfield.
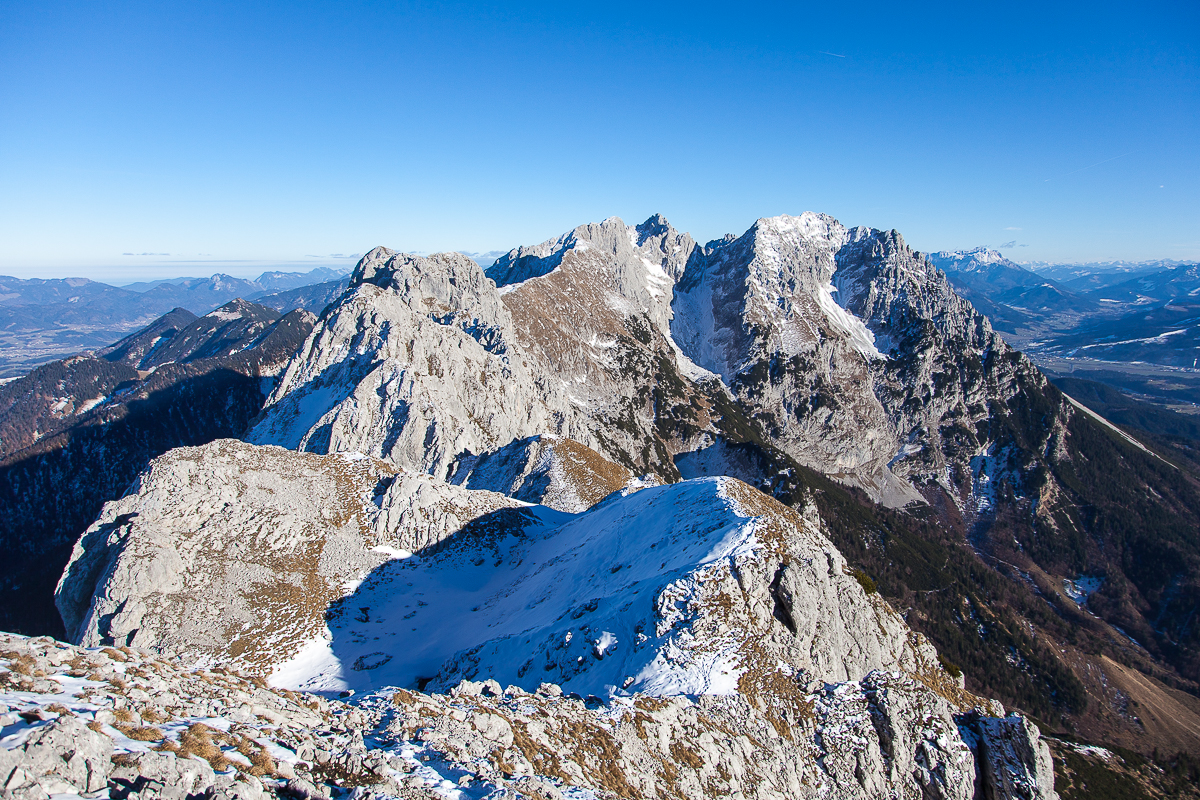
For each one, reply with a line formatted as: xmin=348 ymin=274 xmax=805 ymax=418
xmin=273 ymin=478 xmax=764 ymax=697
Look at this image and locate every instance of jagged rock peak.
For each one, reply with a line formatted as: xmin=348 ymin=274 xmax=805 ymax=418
xmin=487 ymin=213 xmax=697 ymax=288
xmin=743 ymin=211 xmax=852 ymax=249
xmin=351 ymin=246 xmax=502 ymax=316
xmin=248 ymin=244 xmax=564 ymax=477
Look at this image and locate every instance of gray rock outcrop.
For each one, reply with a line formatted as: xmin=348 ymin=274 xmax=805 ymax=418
xmin=247 ymin=249 xmax=569 ymax=480
xmin=0 ymin=629 xmax=1058 ymax=800
xmin=58 ymin=439 xmax=943 ymax=697
xmin=55 ymin=440 xmax=522 ymax=674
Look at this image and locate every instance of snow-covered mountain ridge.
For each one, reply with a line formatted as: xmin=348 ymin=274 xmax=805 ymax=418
xmin=56 ymin=441 xmax=935 ymax=699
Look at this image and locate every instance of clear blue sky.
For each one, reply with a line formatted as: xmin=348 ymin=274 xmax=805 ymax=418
xmin=1 ymin=1 xmax=1197 ymax=282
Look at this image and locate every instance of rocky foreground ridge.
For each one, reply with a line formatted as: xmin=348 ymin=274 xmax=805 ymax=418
xmin=19 ymin=579 xmax=1055 ymax=800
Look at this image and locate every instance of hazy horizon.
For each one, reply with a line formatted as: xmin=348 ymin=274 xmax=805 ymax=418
xmin=5 ymin=228 xmax=1199 ymax=287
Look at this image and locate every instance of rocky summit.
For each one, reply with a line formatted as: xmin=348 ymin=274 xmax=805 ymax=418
xmin=5 ymin=212 xmax=1200 ymax=799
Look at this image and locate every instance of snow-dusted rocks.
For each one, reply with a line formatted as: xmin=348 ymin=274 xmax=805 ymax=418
xmin=0 ymin=713 xmax=113 ymax=796
xmin=968 ymin=712 xmax=1061 ymax=800
xmin=59 ymin=438 xmax=943 ymax=700
xmin=0 ymin=631 xmax=1058 ymax=800
xmin=671 ymin=214 xmax=917 ymax=504
xmin=55 ymin=440 xmax=523 ymax=675
xmin=309 ymin=476 xmax=949 ymax=698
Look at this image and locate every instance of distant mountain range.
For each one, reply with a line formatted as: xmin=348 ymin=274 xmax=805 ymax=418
xmin=932 ymin=249 xmax=1200 ymax=372
xmin=928 ymin=247 xmax=1098 ymax=335
xmin=0 ymin=266 xmax=352 ymax=377
xmin=1026 ymin=259 xmax=1197 ymax=292
xmin=119 ymin=265 xmax=348 ymax=295
xmin=0 ymin=298 xmax=315 ymax=635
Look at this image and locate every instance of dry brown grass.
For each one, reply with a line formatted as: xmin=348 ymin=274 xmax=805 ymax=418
xmin=159 ymin=723 xmax=281 ymax=778
xmin=45 ymin=703 xmax=73 ymax=717
xmin=504 ymin=716 xmax=567 ymax=784
xmin=65 ymin=655 xmax=96 ymax=677
xmin=115 ymin=723 xmax=165 ymax=741
xmin=3 ymin=652 xmax=37 ymax=677
xmin=233 ymin=734 xmax=277 ymax=778
xmin=101 ymin=647 xmax=128 ymax=662
xmin=669 ymin=740 xmax=704 ymax=770
xmin=736 ymin=639 xmax=814 ymax=741
xmin=551 ymin=438 xmax=633 ymax=508
xmin=177 ymin=723 xmax=232 ymax=772
xmin=140 ymin=706 xmax=169 ymax=724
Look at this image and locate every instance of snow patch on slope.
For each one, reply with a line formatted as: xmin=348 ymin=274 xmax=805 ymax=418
xmin=284 ymin=478 xmax=765 ymax=697
xmin=819 ymin=283 xmax=883 ymax=360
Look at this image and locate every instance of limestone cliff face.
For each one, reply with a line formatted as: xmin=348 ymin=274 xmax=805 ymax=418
xmin=830 ymin=228 xmax=1053 ymax=511
xmin=492 ymin=215 xmax=719 ymax=478
xmin=670 ymin=214 xmax=1061 ymax=510
xmin=248 ymin=212 xmax=1071 ymax=515
xmin=249 ymin=222 xmax=721 ymax=483
xmin=247 ymin=249 xmax=571 ymax=480
xmin=672 ymin=214 xmax=916 ymax=504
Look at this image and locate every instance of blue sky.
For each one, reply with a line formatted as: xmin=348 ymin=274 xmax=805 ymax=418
xmin=1 ymin=1 xmax=1197 ymax=282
